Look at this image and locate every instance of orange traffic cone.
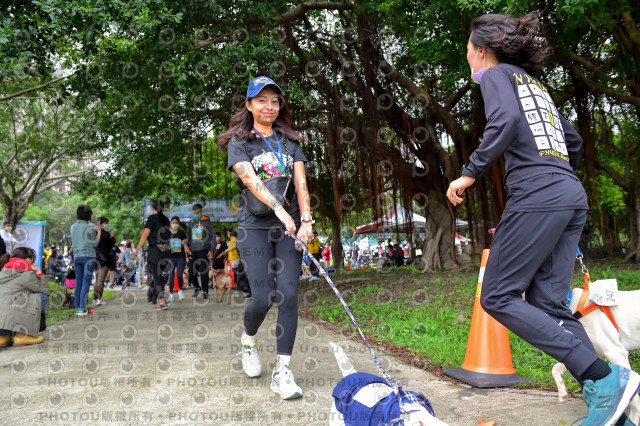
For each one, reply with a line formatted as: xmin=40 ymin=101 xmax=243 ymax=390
xmin=226 ymin=262 xmax=235 ymax=288
xmin=173 ymin=271 xmax=179 ymax=291
xmin=443 ymin=249 xmax=531 ymax=387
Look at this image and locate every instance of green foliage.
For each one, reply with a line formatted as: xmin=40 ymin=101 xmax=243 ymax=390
xmin=0 ymin=189 xmax=143 ymax=247
xmin=301 ymin=262 xmax=640 ymax=390
xmin=3 ymin=0 xmax=640 ymax=258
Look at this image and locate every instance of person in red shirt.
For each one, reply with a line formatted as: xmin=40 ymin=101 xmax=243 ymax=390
xmin=321 ymin=244 xmax=331 ymax=267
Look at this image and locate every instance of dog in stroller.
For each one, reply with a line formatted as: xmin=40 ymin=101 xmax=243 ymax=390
xmin=63 ymin=266 xmax=76 ymax=308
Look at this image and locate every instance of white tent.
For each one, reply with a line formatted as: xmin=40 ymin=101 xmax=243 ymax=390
xmin=353 ymin=204 xmax=426 ymax=235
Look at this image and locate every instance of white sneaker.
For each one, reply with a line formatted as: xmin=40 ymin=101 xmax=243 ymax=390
xmin=309 ymin=276 xmax=320 ymax=281
xmin=167 ymin=293 xmax=174 ymax=303
xmin=178 ymin=290 xmax=184 ymax=300
xmin=237 ymin=334 xmax=261 ymax=377
xmin=271 ymin=365 xmax=303 ymax=399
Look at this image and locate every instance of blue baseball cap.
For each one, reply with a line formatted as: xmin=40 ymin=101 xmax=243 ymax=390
xmin=246 ymin=76 xmax=283 ymax=99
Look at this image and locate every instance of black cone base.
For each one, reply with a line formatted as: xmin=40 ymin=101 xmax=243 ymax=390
xmin=443 ymin=367 xmax=532 ymax=388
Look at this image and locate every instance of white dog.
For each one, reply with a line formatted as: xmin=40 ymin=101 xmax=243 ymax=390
xmin=329 ymin=342 xmax=449 ymax=426
xmin=552 ymin=288 xmax=640 ymax=424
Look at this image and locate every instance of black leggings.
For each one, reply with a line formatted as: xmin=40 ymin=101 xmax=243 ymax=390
xmin=148 ymin=260 xmax=165 ymax=300
xmin=166 ymin=256 xmax=186 ymax=292
xmin=238 ymin=227 xmax=302 ymax=354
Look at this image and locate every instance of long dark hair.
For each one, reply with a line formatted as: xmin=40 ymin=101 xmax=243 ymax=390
xmin=0 ymin=247 xmax=37 ymax=270
xmin=217 ymin=97 xmax=303 ymax=151
xmin=151 ymin=199 xmax=165 ymax=213
xmin=470 ymin=11 xmax=548 ymax=76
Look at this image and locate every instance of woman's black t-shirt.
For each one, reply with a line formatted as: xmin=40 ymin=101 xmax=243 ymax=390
xmin=144 ymin=213 xmax=171 ymax=247
xmin=212 ymin=240 xmax=228 ymax=269
xmin=227 ymin=132 xmax=308 ymax=230
xmin=167 ymin=230 xmax=187 ymax=258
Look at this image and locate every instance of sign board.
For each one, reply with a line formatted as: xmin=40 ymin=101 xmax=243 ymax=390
xmin=14 ymin=221 xmax=46 ymax=269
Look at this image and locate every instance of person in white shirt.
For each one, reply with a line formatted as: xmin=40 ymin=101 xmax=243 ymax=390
xmin=1 ymin=222 xmax=17 ymax=253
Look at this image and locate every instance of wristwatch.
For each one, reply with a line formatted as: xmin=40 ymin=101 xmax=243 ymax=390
xmin=300 ymin=214 xmax=313 ymax=222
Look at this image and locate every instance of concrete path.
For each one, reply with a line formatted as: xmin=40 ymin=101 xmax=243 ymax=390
xmin=0 ymin=287 xmax=587 ymax=425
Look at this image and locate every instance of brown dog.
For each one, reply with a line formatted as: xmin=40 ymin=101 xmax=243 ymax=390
xmin=211 ymin=268 xmax=232 ymax=304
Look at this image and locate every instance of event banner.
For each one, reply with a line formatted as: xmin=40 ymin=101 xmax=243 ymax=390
xmin=142 ymin=199 xmax=239 ymax=223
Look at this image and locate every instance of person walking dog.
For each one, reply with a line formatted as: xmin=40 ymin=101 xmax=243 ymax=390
xmin=218 ymin=76 xmax=313 ymax=400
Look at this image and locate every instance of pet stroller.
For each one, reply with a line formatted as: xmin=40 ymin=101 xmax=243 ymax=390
xmin=121 ymin=263 xmax=137 ymax=289
xmin=63 ymin=266 xmax=76 ymax=308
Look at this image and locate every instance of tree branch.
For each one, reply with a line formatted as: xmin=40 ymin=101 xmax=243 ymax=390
xmin=201 ymin=2 xmax=355 ymax=26
xmin=444 ymin=83 xmax=471 ymax=111
xmin=596 ymin=158 xmax=628 ymax=190
xmin=0 ymin=75 xmax=70 ymax=102
xmin=38 ymin=171 xmax=84 ymax=192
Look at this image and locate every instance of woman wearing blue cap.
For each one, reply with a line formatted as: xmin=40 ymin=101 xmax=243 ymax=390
xmin=218 ymin=76 xmax=313 ymax=400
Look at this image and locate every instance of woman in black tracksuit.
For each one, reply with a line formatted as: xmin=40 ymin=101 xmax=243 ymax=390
xmin=446 ymin=12 xmax=639 ymax=425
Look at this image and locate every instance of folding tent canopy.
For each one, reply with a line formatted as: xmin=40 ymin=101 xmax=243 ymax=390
xmin=353 ymin=204 xmax=471 ymax=237
xmin=455 ymin=233 xmax=472 ymax=245
xmin=353 ymin=204 xmax=426 ymax=235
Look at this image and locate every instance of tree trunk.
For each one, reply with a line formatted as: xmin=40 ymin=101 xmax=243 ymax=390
xmin=330 ymin=214 xmax=343 ymax=271
xmin=421 ymin=190 xmax=456 ymax=270
xmin=2 ymin=196 xmax=30 ymax=229
xmin=624 ymin=184 xmax=640 ymax=262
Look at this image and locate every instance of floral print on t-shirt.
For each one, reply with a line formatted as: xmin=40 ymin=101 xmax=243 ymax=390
xmin=251 ymin=151 xmax=293 ymax=180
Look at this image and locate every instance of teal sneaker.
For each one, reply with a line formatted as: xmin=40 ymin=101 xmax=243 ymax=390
xmin=582 ymin=364 xmax=640 ymax=426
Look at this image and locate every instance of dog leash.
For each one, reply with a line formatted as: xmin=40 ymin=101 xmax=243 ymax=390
xmin=288 ymin=232 xmax=432 ymax=422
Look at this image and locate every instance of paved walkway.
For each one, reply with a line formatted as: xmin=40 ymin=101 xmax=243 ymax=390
xmin=0 ymin=286 xmax=587 ymax=425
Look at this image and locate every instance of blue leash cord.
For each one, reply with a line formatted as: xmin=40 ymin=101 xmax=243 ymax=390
xmin=287 ymin=232 xmax=431 ymax=422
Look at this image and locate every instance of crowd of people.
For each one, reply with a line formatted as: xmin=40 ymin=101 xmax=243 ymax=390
xmin=0 ymin=202 xmax=247 ymax=345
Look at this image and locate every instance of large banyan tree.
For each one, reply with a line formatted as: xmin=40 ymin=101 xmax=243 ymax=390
xmin=3 ymin=0 xmax=639 ymax=266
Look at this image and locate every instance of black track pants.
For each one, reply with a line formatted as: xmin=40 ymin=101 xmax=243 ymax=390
xmin=480 ymin=209 xmax=599 ymax=379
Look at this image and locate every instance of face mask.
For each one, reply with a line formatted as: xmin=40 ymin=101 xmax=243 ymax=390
xmin=216 ymin=237 xmax=221 ymax=242
xmin=194 ymin=214 xmax=201 ymax=220
xmin=470 ymin=50 xmax=487 ymax=84
xmin=102 ymin=224 xmax=109 ymax=230
xmin=171 ymin=223 xmax=179 ymax=230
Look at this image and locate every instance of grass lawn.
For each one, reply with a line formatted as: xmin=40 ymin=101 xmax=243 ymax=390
xmin=298 ymin=259 xmax=640 ymax=394
xmin=45 ymin=279 xmax=117 ymax=326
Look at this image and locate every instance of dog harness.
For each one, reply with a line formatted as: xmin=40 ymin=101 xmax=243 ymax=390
xmin=571 ymin=272 xmax=619 ymax=331
xmin=570 ymin=248 xmax=619 ymax=331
